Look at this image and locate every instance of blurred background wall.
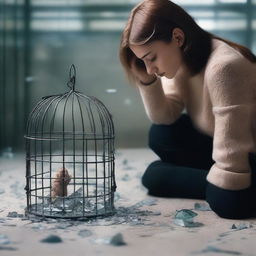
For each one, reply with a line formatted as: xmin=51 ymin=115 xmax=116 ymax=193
xmin=0 ymin=0 xmax=256 ymax=154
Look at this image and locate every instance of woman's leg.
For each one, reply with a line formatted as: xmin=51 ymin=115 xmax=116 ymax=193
xmin=206 ymin=182 xmax=256 ymax=219
xmin=142 ymin=114 xmax=214 ymax=199
xmin=142 ymin=113 xmax=256 ymax=218
xmin=205 ymin=152 xmax=256 ymax=219
xmin=142 ymin=160 xmax=256 ymax=218
xmin=142 ymin=160 xmax=209 ymax=199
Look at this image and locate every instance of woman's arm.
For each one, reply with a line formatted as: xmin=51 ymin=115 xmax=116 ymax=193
xmin=205 ymin=57 xmax=256 ymax=190
xmin=136 ymin=76 xmax=185 ymax=125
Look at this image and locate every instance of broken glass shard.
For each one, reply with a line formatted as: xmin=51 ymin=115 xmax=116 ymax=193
xmin=175 ymin=209 xmax=198 ymax=220
xmin=93 ymin=233 xmax=126 ymax=246
xmin=7 ymin=212 xmax=24 ymax=218
xmin=121 ymin=174 xmax=131 ymax=181
xmin=173 ymin=219 xmax=203 ymax=228
xmin=231 ymin=222 xmax=252 ymax=230
xmin=122 ymin=159 xmax=128 ymax=165
xmin=0 ymin=246 xmax=17 ymax=251
xmin=194 ymin=202 xmax=212 ymax=211
xmin=78 ymin=229 xmax=93 ymax=238
xmin=40 ymin=235 xmax=62 ymax=243
xmin=173 ymin=209 xmax=203 ymax=228
xmin=0 ymin=235 xmax=10 ymax=245
xmin=109 ymin=233 xmax=126 ymax=246
xmin=198 ymin=246 xmax=242 ymax=255
xmin=133 ymin=199 xmax=158 ymax=208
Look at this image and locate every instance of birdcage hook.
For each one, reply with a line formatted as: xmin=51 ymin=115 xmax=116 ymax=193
xmin=67 ymin=64 xmax=76 ymax=91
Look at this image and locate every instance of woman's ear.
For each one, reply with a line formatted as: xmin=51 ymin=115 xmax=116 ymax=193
xmin=172 ymin=27 xmax=185 ymax=47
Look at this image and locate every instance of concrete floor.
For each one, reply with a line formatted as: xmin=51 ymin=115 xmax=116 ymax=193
xmin=1 ymin=148 xmax=256 ymax=256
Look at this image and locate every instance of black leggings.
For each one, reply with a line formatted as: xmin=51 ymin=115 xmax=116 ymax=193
xmin=142 ymin=114 xmax=256 ymax=219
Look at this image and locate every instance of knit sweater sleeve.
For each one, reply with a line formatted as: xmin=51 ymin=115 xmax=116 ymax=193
xmin=205 ymin=57 xmax=256 ymax=190
xmin=136 ymin=77 xmax=185 ymax=125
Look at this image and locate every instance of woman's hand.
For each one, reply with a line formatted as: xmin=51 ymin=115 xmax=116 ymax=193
xmin=130 ymin=56 xmax=157 ymax=84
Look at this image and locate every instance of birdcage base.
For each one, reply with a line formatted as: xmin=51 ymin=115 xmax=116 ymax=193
xmin=26 ymin=186 xmax=116 ymax=219
xmin=25 ymin=201 xmax=116 ymax=219
xmin=25 ymin=206 xmax=116 ymax=219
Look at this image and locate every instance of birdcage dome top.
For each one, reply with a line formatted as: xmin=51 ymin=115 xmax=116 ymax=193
xmin=25 ymin=65 xmax=114 ymax=141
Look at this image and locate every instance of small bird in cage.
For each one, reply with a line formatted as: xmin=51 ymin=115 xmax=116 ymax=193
xmin=51 ymin=168 xmax=72 ymax=199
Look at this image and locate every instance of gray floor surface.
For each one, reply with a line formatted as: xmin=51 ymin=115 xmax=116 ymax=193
xmin=0 ymin=148 xmax=256 ymax=256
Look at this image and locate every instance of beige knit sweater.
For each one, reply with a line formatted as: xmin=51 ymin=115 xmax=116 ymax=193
xmin=137 ymin=38 xmax=256 ymax=191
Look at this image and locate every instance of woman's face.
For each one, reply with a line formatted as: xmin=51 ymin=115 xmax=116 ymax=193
xmin=129 ymin=31 xmax=184 ymax=79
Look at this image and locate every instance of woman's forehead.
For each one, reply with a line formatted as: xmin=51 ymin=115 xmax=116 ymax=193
xmin=130 ymin=41 xmax=165 ymax=58
xmin=130 ymin=44 xmax=151 ymax=58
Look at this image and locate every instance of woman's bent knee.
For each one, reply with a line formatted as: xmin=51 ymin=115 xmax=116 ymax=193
xmin=141 ymin=160 xmax=163 ymax=191
xmin=206 ymin=182 xmax=254 ymax=219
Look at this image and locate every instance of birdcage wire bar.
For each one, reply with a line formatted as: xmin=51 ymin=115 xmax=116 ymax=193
xmin=24 ymin=65 xmax=116 ymax=219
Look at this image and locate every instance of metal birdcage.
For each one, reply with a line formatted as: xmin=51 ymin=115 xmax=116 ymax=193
xmin=24 ymin=64 xmax=116 ymax=219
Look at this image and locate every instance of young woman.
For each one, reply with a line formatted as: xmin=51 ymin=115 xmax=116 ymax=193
xmin=119 ymin=0 xmax=256 ymax=219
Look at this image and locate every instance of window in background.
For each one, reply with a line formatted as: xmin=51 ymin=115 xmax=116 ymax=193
xmin=0 ymin=0 xmax=255 ymax=151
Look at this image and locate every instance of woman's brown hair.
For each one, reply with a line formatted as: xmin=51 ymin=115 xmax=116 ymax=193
xmin=119 ymin=0 xmax=256 ymax=83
